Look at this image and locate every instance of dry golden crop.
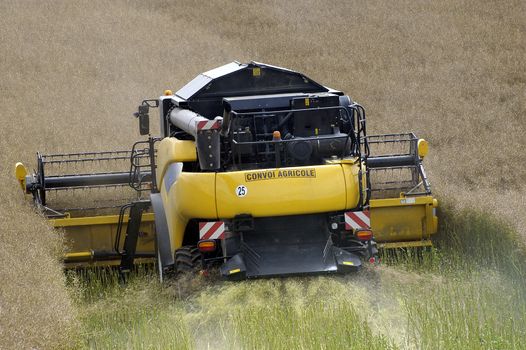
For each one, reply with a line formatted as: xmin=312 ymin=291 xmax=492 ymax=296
xmin=1 ymin=0 xmax=524 ymax=348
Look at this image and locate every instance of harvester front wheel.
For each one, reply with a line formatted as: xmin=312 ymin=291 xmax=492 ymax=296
xmin=175 ymin=246 xmax=202 ymax=274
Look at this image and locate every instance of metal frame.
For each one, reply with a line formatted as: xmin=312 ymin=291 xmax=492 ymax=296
xmin=366 ymin=133 xmax=431 ymax=198
xmin=29 ymin=144 xmax=157 ymax=217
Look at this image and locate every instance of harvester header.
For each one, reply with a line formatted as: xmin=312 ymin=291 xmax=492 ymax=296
xmin=16 ymin=61 xmax=437 ymax=279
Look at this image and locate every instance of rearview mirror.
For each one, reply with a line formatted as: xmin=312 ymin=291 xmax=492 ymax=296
xmin=137 ymin=105 xmax=149 ymax=135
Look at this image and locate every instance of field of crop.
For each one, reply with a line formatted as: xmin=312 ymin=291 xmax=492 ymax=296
xmin=72 ymin=216 xmax=525 ymax=349
xmin=1 ymin=0 xmax=525 ymax=349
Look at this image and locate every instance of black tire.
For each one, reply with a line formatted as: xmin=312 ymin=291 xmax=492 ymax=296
xmin=175 ymin=246 xmax=202 ymax=274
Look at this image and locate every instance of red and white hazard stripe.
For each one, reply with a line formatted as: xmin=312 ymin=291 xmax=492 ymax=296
xmin=344 ymin=210 xmax=370 ymax=230
xmin=199 ymin=221 xmax=225 ymax=239
xmin=196 ymin=120 xmax=221 ymax=130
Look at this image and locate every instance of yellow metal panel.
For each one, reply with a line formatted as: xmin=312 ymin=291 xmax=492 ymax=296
xmin=51 ymin=213 xmax=155 ymax=227
xmin=156 ymin=138 xmax=197 ymax=186
xmin=53 ymin=214 xmax=156 ymax=260
xmin=216 ymin=165 xmax=350 ymax=218
xmin=370 ymin=196 xmax=437 ymax=243
xmin=64 ymin=251 xmax=93 ymax=259
xmin=171 ymin=172 xmax=217 ymax=218
xmin=15 ymin=162 xmax=28 ymax=191
xmin=370 ymin=196 xmax=434 ymax=208
xmin=378 ymin=240 xmax=433 ymax=249
xmin=417 ymin=139 xmax=429 ymax=157
xmin=163 ymin=172 xmax=217 ymax=250
xmin=341 ymin=162 xmax=365 ymax=209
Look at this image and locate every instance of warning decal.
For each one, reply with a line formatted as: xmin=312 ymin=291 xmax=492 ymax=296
xmin=199 ymin=221 xmax=225 ymax=240
xmin=344 ymin=210 xmax=371 ymax=230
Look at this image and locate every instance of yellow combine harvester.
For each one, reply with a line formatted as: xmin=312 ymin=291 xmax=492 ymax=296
xmin=15 ymin=62 xmax=437 ymax=279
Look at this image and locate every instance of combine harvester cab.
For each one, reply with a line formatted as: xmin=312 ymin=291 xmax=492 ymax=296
xmin=15 ymin=61 xmax=438 ymax=279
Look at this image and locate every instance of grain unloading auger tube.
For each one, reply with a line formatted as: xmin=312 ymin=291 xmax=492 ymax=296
xmin=15 ymin=61 xmax=438 ymax=279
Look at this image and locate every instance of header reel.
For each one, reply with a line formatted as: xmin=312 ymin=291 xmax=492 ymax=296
xmin=19 ymin=149 xmax=153 ymax=218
